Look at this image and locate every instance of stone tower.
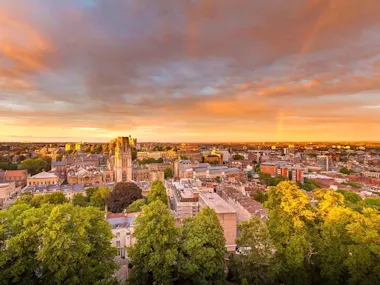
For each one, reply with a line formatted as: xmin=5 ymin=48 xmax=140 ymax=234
xmin=114 ymin=136 xmax=136 ymax=183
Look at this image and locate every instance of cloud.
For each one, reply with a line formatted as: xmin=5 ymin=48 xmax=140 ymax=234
xmin=1 ymin=0 xmax=380 ymax=141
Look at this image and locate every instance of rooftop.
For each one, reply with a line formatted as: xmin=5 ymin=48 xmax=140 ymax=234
xmin=30 ymin=172 xmax=58 ymax=179
xmin=199 ymin=192 xmax=237 ymax=214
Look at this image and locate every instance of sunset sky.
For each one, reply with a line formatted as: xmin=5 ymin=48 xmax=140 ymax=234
xmin=1 ymin=0 xmax=380 ymax=142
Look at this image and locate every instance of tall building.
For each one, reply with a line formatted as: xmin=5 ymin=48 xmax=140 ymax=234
xmin=114 ymin=136 xmax=136 ymax=183
xmin=317 ymin=155 xmax=332 ymax=171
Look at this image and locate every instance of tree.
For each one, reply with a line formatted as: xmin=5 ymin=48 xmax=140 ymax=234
xmin=215 ymin=176 xmax=221 ymax=183
xmin=363 ymin=197 xmax=380 ymax=211
xmin=0 ymin=204 xmax=117 ymax=284
xmin=19 ymin=158 xmax=50 ymax=175
xmin=233 ymin=154 xmax=244 ymax=160
xmin=13 ymin=192 xmax=33 ymax=204
xmin=29 ymin=192 xmax=68 ymax=208
xmin=72 ymin=193 xmax=88 ymax=207
xmin=86 ymin=187 xmax=99 ymax=201
xmin=339 ymin=167 xmax=355 ymax=175
xmin=128 ymin=201 xmax=180 ymax=285
xmin=126 ymin=199 xmax=146 ymax=213
xmin=147 ymin=180 xmax=168 ymax=206
xmin=265 ymin=181 xmax=315 ymax=284
xmin=179 ymin=207 xmax=226 ymax=285
xmin=164 ymin=167 xmax=173 ymax=179
xmin=0 ymin=162 xmax=17 ymax=170
xmin=336 ymin=189 xmax=362 ymax=210
xmin=90 ymin=186 xmax=111 ymax=210
xmin=107 ymin=182 xmax=143 ymax=213
xmin=228 ymin=217 xmax=275 ymax=285
xmin=252 ymin=190 xmax=268 ymax=204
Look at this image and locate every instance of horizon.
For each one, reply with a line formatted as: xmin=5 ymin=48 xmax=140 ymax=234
xmin=1 ymin=0 xmax=380 ymax=141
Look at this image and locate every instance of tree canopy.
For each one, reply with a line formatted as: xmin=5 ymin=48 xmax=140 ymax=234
xmin=107 ymin=182 xmax=143 ymax=213
xmin=126 ymin=198 xmax=146 ymax=213
xmin=19 ymin=157 xmax=51 ymax=175
xmin=179 ymin=207 xmax=226 ymax=285
xmin=164 ymin=167 xmax=174 ymax=179
xmin=128 ymin=200 xmax=180 ymax=285
xmin=0 ymin=203 xmax=117 ymax=285
xmin=147 ymin=180 xmax=168 ymax=206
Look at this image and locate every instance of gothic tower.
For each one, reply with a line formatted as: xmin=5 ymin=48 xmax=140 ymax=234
xmin=114 ymin=136 xmax=136 ymax=182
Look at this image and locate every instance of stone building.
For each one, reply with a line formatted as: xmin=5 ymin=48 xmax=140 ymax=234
xmin=113 ymin=136 xmax=135 ymax=183
xmin=27 ymin=172 xmax=59 ymax=186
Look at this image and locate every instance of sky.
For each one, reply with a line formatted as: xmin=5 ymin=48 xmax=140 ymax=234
xmin=1 ymin=0 xmax=380 ymax=143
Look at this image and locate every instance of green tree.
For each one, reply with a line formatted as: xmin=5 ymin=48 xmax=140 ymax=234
xmin=164 ymin=167 xmax=173 ymax=179
xmin=86 ymin=187 xmax=99 ymax=201
xmin=233 ymin=154 xmax=244 ymax=160
xmin=228 ymin=217 xmax=275 ymax=285
xmin=215 ymin=176 xmax=221 ymax=183
xmin=107 ymin=182 xmax=143 ymax=213
xmin=178 ymin=207 xmax=226 ymax=285
xmin=72 ymin=193 xmax=88 ymax=207
xmin=13 ymin=192 xmax=33 ymax=205
xmin=90 ymin=186 xmax=111 ymax=210
xmin=252 ymin=190 xmax=268 ymax=204
xmin=265 ymin=181 xmax=315 ymax=285
xmin=29 ymin=192 xmax=68 ymax=207
xmin=0 ymin=162 xmax=18 ymax=170
xmin=19 ymin=158 xmax=50 ymax=175
xmin=363 ymin=197 xmax=380 ymax=211
xmin=128 ymin=201 xmax=180 ymax=285
xmin=147 ymin=180 xmax=168 ymax=206
xmin=336 ymin=189 xmax=362 ymax=210
xmin=339 ymin=167 xmax=355 ymax=175
xmin=0 ymin=204 xmax=117 ymax=284
xmin=126 ymin=198 xmax=146 ymax=213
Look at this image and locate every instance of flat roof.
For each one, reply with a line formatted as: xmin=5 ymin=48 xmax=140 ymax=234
xmin=199 ymin=192 xmax=236 ymax=214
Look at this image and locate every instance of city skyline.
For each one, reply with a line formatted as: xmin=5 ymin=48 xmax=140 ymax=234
xmin=1 ymin=0 xmax=380 ymax=142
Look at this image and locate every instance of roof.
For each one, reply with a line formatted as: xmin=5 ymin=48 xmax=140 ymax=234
xmin=199 ymin=192 xmax=236 ymax=214
xmin=30 ymin=172 xmax=58 ymax=179
xmin=52 ymin=161 xmax=66 ymax=167
xmin=4 ymin=170 xmax=26 ymax=177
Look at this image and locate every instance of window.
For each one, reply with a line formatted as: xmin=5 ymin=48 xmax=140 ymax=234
xmin=116 ymin=232 xmax=120 ymax=238
xmin=116 ymin=241 xmax=120 ymax=247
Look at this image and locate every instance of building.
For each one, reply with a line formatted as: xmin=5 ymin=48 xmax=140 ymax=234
xmin=132 ymin=166 xmax=165 ymax=182
xmin=292 ymin=168 xmax=304 ymax=183
xmin=27 ymin=172 xmax=59 ymax=186
xmin=75 ymin=142 xmax=85 ymax=151
xmin=67 ymin=165 xmax=103 ymax=185
xmin=65 ymin=143 xmax=74 ymax=151
xmin=317 ymin=155 xmax=333 ymax=171
xmin=3 ymin=170 xmax=28 ymax=187
xmin=204 ymin=154 xmax=223 ymax=165
xmin=107 ymin=212 xmax=138 ymax=258
xmin=0 ymin=182 xmax=16 ymax=203
xmin=166 ymin=179 xmax=238 ymax=252
xmin=114 ymin=136 xmax=135 ymax=183
xmin=260 ymin=163 xmax=277 ymax=177
xmin=198 ymin=192 xmax=237 ymax=252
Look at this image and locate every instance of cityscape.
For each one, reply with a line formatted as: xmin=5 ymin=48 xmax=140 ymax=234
xmin=1 ymin=1 xmax=380 ymax=285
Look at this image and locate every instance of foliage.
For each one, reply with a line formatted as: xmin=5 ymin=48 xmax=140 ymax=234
xmin=147 ymin=180 xmax=168 ymax=206
xmin=252 ymin=190 xmax=268 ymax=204
xmin=343 ymin=182 xmax=362 ymax=189
xmin=336 ymin=189 xmax=362 ymax=210
xmin=300 ymin=178 xmax=320 ymax=192
xmin=215 ymin=176 xmax=221 ymax=183
xmin=164 ymin=167 xmax=173 ymax=179
xmin=72 ymin=193 xmax=88 ymax=207
xmin=86 ymin=187 xmax=99 ymax=201
xmin=29 ymin=192 xmax=68 ymax=207
xmin=126 ymin=198 xmax=146 ymax=213
xmin=107 ymin=182 xmax=143 ymax=213
xmin=228 ymin=217 xmax=275 ymax=285
xmin=363 ymin=197 xmax=380 ymax=211
xmin=265 ymin=181 xmax=315 ymax=284
xmin=339 ymin=167 xmax=355 ymax=175
xmin=232 ymin=154 xmax=245 ymax=160
xmin=137 ymin=158 xmax=164 ymax=165
xmin=0 ymin=204 xmax=118 ymax=284
xmin=13 ymin=192 xmax=33 ymax=204
xmin=19 ymin=158 xmax=50 ymax=175
xmin=0 ymin=162 xmax=18 ymax=170
xmin=128 ymin=201 xmax=180 ymax=285
xmin=178 ymin=207 xmax=226 ymax=285
xmin=258 ymin=172 xmax=286 ymax=187
xmin=90 ymin=186 xmax=111 ymax=210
